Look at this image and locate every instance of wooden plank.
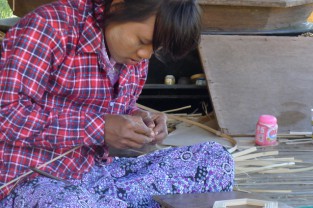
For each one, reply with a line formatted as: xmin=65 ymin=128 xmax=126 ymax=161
xmin=198 ymin=0 xmax=313 ymax=7
xmin=8 ymin=0 xmax=55 ymax=17
xmin=199 ymin=35 xmax=313 ymax=135
xmin=153 ymin=191 xmax=290 ymax=208
xmin=200 ymin=4 xmax=313 ymax=32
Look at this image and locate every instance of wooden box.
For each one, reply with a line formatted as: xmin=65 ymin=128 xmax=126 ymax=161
xmin=198 ymin=0 xmax=313 ymax=33
xmin=8 ymin=0 xmax=313 ymax=34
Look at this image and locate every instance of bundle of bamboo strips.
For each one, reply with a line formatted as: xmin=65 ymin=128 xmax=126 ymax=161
xmin=232 ymin=146 xmax=313 ymax=194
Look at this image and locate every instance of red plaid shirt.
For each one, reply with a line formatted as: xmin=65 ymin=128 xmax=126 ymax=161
xmin=0 ymin=0 xmax=148 ymax=199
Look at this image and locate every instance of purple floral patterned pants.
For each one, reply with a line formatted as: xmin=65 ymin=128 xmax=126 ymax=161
xmin=0 ymin=142 xmax=234 ymax=208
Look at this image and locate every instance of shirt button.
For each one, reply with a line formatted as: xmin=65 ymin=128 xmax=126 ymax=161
xmin=110 ymin=102 xmax=114 ymax=107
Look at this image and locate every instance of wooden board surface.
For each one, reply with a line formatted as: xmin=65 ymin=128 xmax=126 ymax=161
xmin=200 ymin=4 xmax=313 ymax=32
xmin=198 ymin=0 xmax=313 ymax=7
xmin=8 ymin=0 xmax=55 ymax=17
xmin=199 ymin=35 xmax=313 ymax=135
xmin=153 ymin=191 xmax=290 ymax=208
xmin=234 ymin=137 xmax=313 ymax=207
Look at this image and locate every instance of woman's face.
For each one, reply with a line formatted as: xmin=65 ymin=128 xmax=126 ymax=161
xmin=104 ymin=15 xmax=156 ymax=65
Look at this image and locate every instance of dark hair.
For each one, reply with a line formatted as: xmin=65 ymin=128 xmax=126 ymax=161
xmin=104 ymin=0 xmax=202 ymax=61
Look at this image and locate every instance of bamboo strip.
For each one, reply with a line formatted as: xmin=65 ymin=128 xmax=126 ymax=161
xmin=280 ymin=138 xmax=312 ymax=143
xmin=169 ymin=113 xmax=202 ymax=117
xmin=137 ymin=103 xmax=238 ymax=153
xmin=237 ymin=158 xmax=303 ymax=165
xmin=241 ymin=189 xmax=292 ymax=193
xmin=235 ymin=177 xmax=253 ymax=181
xmin=236 ymin=181 xmax=313 ymax=185
xmin=262 ymin=157 xmax=299 ymax=162
xmin=260 ymin=166 xmax=313 ymax=174
xmin=232 ymin=134 xmax=311 ymax=138
xmin=286 ymin=141 xmax=313 ymax=145
xmin=30 ymin=167 xmax=72 ymax=185
xmin=231 ymin=134 xmax=254 ymax=137
xmin=279 ymin=135 xmax=311 ymax=138
xmin=278 ymin=149 xmax=313 ymax=152
xmin=162 ymin=105 xmax=191 ymax=113
xmin=234 ymin=151 xmax=279 ymax=161
xmin=236 ymin=162 xmax=295 ymax=174
xmin=232 ymin=147 xmax=257 ymax=158
xmin=236 ymin=175 xmax=313 ymax=181
xmin=236 ymin=160 xmax=297 ymax=166
xmin=289 ymin=131 xmax=312 ymax=135
xmin=0 ymin=145 xmax=83 ymax=191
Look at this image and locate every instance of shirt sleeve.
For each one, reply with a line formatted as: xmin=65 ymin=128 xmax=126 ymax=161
xmin=126 ymin=60 xmax=149 ymax=114
xmin=0 ymin=14 xmax=105 ymax=148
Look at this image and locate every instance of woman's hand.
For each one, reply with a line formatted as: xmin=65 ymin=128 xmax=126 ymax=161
xmin=104 ymin=114 xmax=155 ymax=149
xmin=132 ymin=109 xmax=168 ymax=144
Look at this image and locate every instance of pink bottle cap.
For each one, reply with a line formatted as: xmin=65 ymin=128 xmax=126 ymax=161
xmin=258 ymin=115 xmax=277 ymax=125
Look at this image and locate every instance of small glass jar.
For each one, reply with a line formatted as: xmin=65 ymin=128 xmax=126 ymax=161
xmin=164 ymin=75 xmax=175 ymax=85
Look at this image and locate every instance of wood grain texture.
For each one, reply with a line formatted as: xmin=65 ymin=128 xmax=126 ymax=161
xmin=8 ymin=0 xmax=55 ymax=17
xmin=200 ymin=3 xmax=313 ymax=31
xmin=199 ymin=35 xmax=313 ymax=135
xmin=198 ymin=0 xmax=313 ymax=7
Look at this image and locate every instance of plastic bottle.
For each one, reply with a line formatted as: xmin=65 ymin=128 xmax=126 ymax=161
xmin=255 ymin=115 xmax=278 ymax=146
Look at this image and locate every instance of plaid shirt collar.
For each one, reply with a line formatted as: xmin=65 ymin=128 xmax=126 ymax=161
xmin=73 ymin=0 xmax=106 ymax=54
xmin=77 ymin=14 xmax=103 ymax=54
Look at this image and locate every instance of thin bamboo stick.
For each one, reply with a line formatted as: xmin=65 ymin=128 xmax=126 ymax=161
xmin=232 ymin=147 xmax=257 ymax=158
xmin=280 ymin=138 xmax=312 ymax=143
xmin=236 ymin=160 xmax=297 ymax=166
xmin=236 ymin=162 xmax=295 ymax=174
xmin=261 ymin=166 xmax=313 ymax=174
xmin=241 ymin=189 xmax=292 ymax=193
xmin=286 ymin=141 xmax=313 ymax=145
xmin=236 ymin=181 xmax=313 ymax=185
xmin=162 ymin=105 xmax=191 ymax=113
xmin=262 ymin=157 xmax=294 ymax=161
xmin=137 ymin=103 xmax=238 ymax=153
xmin=168 ymin=113 xmax=202 ymax=117
xmin=234 ymin=151 xmax=279 ymax=161
xmin=0 ymin=145 xmax=83 ymax=191
xmin=257 ymin=157 xmax=300 ymax=162
xmin=231 ymin=134 xmax=311 ymax=138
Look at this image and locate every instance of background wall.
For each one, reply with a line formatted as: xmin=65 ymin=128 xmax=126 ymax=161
xmin=0 ymin=0 xmax=13 ymax=19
